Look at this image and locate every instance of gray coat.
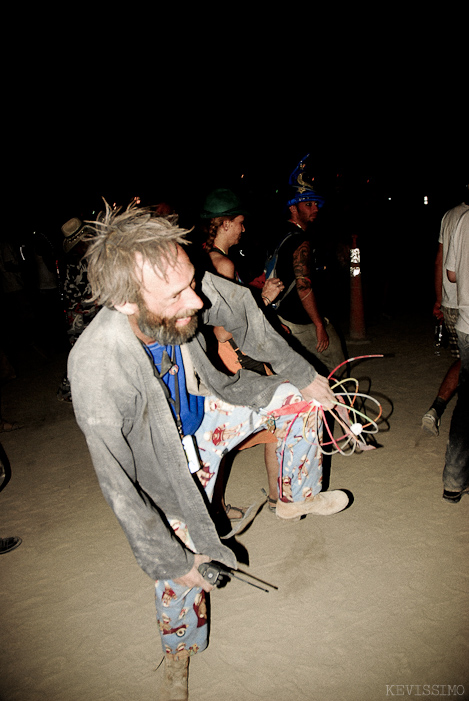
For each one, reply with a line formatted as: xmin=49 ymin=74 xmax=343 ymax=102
xmin=68 ymin=272 xmax=317 ymax=580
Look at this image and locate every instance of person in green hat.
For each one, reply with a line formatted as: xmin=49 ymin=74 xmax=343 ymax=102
xmin=200 ymin=188 xmax=284 ymax=303
xmin=200 ymin=188 xmax=286 ymax=514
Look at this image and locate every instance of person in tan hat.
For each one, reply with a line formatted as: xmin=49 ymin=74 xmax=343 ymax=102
xmin=62 ymin=217 xmax=88 ymax=254
xmin=56 ymin=218 xmax=100 ymax=402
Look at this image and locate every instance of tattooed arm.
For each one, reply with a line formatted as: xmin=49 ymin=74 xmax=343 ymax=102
xmin=292 ymin=240 xmax=329 ymax=352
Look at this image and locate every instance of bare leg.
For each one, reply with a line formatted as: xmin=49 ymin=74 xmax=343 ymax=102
xmin=436 ymin=359 xmax=461 ymax=403
xmin=264 ymin=442 xmax=279 ymax=502
xmin=216 ymin=455 xmax=252 ymax=520
xmin=422 ymin=359 xmax=461 ymax=436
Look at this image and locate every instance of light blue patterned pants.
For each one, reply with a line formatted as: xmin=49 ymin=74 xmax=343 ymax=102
xmin=155 ymin=381 xmax=323 ymax=658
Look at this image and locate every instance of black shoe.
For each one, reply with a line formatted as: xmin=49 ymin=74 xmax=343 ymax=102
xmin=443 ymin=489 xmax=468 ymax=503
xmin=0 ymin=537 xmax=22 ymax=553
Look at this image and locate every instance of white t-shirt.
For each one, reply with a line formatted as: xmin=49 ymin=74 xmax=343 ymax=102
xmin=445 ymin=210 xmax=469 ymax=335
xmin=439 ymin=202 xmax=469 ymax=309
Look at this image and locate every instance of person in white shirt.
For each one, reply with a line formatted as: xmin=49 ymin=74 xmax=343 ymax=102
xmin=442 ymin=208 xmax=469 ymax=502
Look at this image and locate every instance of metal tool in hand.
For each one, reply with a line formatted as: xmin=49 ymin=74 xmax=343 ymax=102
xmin=198 ymin=561 xmax=278 ymax=593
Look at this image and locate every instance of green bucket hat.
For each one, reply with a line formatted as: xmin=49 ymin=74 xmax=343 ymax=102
xmin=200 ymin=188 xmax=248 ymax=219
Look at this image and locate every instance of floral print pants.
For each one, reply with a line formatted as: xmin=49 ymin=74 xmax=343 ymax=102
xmin=155 ymin=381 xmax=323 ymax=658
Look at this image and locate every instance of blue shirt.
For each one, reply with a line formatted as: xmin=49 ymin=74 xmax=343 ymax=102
xmin=146 ymin=342 xmax=205 ymax=436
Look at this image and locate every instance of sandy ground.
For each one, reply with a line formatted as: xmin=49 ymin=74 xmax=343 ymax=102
xmin=1 ymin=312 xmax=468 ymax=701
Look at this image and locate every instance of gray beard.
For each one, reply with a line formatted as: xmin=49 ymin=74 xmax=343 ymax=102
xmin=137 ymin=305 xmax=199 ymax=345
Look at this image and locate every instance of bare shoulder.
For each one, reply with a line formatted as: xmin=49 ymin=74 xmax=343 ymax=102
xmin=210 ymin=252 xmax=236 ymax=280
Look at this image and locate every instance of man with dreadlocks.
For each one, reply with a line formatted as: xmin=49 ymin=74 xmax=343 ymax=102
xmin=68 ymin=201 xmax=349 ymax=700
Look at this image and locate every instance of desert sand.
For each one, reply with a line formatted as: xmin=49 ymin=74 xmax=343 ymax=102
xmin=1 ymin=311 xmax=468 ymax=701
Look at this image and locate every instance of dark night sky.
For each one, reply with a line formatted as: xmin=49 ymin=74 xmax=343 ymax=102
xmin=9 ymin=42 xmax=467 ymax=238
xmin=5 ymin=24 xmax=466 ymax=325
xmin=8 ymin=7 xmax=466 ymax=231
xmin=17 ymin=109 xmax=467 ymax=233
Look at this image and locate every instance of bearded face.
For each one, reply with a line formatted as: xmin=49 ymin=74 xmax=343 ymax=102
xmin=136 ymin=301 xmax=199 ymax=345
xmin=122 ymin=245 xmax=204 ymax=346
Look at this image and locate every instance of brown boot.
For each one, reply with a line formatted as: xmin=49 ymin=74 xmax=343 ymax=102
xmin=159 ymin=654 xmax=189 ymax=701
xmin=276 ymin=490 xmax=349 ymax=519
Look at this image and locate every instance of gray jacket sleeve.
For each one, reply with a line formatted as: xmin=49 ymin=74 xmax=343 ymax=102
xmin=80 ymin=422 xmax=197 ymax=581
xmin=200 ymin=272 xmax=318 ymax=389
xmin=68 ymin=310 xmax=237 ymax=581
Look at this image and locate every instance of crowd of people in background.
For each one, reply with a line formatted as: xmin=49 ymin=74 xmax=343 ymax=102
xmin=1 ymin=167 xmax=458 ymax=383
xmin=1 ymin=168 xmax=467 ymax=489
xmin=1 ymin=160 xmax=467 ymax=697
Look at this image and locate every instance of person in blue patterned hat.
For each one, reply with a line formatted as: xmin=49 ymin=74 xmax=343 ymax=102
xmin=270 ymin=155 xmax=346 ymax=377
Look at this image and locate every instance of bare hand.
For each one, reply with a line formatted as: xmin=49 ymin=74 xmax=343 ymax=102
xmin=300 ymin=374 xmax=336 ymax=410
xmin=262 ymin=277 xmax=285 ymax=303
xmin=432 ymin=302 xmax=444 ymax=322
xmin=173 ymin=554 xmax=214 ymax=593
xmin=315 ymin=324 xmax=329 ymax=353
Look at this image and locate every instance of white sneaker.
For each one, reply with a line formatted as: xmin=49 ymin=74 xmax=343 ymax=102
xmin=276 ymin=490 xmax=349 ymax=519
xmin=422 ymin=408 xmax=440 ymax=436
